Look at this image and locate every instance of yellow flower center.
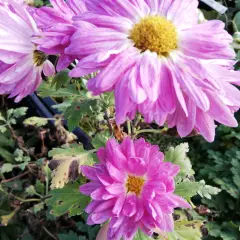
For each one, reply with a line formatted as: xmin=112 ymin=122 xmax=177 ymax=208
xmin=126 ymin=175 xmax=145 ymax=196
xmin=33 ymin=50 xmax=47 ymax=67
xmin=129 ymin=16 xmax=178 ymax=56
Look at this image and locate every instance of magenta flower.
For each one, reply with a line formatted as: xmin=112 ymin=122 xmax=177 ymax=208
xmin=33 ymin=0 xmax=87 ymax=71
xmin=66 ymin=0 xmax=240 ymax=142
xmin=0 ymin=0 xmax=55 ymax=102
xmin=80 ymin=137 xmax=190 ymax=240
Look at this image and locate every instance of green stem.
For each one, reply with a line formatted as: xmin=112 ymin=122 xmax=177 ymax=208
xmin=133 ymin=128 xmax=165 ymax=138
xmin=12 ymin=195 xmax=41 ymax=203
xmin=127 ymin=121 xmax=132 ymax=136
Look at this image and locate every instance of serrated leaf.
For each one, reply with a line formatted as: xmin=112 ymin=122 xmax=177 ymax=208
xmin=197 ymin=180 xmax=221 ymax=199
xmin=46 ymin=182 xmax=90 ymax=217
xmin=168 ymin=220 xmax=203 ymax=240
xmin=33 ymin=202 xmax=44 ymax=214
xmin=12 ymin=107 xmax=28 ymax=118
xmin=1 ymin=163 xmax=14 ymax=173
xmin=25 ymin=185 xmax=37 ymax=196
xmin=92 ymin=132 xmax=110 ymax=149
xmin=38 ymin=82 xmax=82 ymax=98
xmin=14 ymin=149 xmax=31 ymax=163
xmin=65 ymin=99 xmax=101 ymax=131
xmin=58 ymin=231 xmax=80 ymax=240
xmin=0 ymin=126 xmax=7 ymax=133
xmin=175 ymin=181 xmax=202 ymax=201
xmin=51 ymin=69 xmax=71 ymax=90
xmin=24 ymin=117 xmax=48 ymax=127
xmin=49 ymin=144 xmax=95 ymax=189
xmin=164 ymin=143 xmax=194 ymax=181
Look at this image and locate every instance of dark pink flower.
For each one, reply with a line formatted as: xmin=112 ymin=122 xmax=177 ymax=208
xmin=80 ymin=137 xmax=190 ymax=240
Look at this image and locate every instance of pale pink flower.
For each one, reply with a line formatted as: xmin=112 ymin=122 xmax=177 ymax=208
xmin=33 ymin=0 xmax=87 ymax=71
xmin=0 ymin=0 xmax=55 ymax=102
xmin=80 ymin=137 xmax=190 ymax=240
xmin=66 ymin=0 xmax=240 ymax=142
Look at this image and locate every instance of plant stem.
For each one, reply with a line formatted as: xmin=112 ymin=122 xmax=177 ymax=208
xmin=43 ymin=226 xmax=57 ymax=240
xmin=127 ymin=121 xmax=132 ymax=136
xmin=133 ymin=129 xmax=165 ymax=138
xmin=1 ymin=171 xmax=30 ymax=183
xmin=8 ymin=125 xmax=30 ymax=156
xmin=11 ymin=195 xmax=41 ymax=203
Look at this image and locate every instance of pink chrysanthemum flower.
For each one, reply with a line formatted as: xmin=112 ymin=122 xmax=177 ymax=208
xmin=33 ymin=0 xmax=87 ymax=71
xmin=0 ymin=0 xmax=55 ymax=102
xmin=66 ymin=0 xmax=240 ymax=142
xmin=80 ymin=137 xmax=190 ymax=240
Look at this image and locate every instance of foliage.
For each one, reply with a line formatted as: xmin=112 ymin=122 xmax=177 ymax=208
xmin=46 ymin=182 xmax=90 ymax=217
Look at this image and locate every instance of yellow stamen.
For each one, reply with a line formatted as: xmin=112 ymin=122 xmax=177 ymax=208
xmin=126 ymin=175 xmax=145 ymax=196
xmin=33 ymin=50 xmax=47 ymax=67
xmin=129 ymin=16 xmax=178 ymax=56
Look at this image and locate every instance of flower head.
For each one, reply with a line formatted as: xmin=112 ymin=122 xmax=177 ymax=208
xmin=80 ymin=137 xmax=190 ymax=240
xmin=33 ymin=0 xmax=87 ymax=71
xmin=0 ymin=0 xmax=55 ymax=102
xmin=66 ymin=0 xmax=240 ymax=142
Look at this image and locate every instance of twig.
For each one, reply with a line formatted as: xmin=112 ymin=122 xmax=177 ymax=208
xmin=8 ymin=126 xmax=30 ymax=155
xmin=43 ymin=226 xmax=57 ymax=240
xmin=1 ymin=171 xmax=30 ymax=183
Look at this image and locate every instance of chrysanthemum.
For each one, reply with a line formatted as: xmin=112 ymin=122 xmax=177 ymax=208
xmin=33 ymin=0 xmax=87 ymax=71
xmin=0 ymin=0 xmax=55 ymax=102
xmin=66 ymin=0 xmax=240 ymax=142
xmin=80 ymin=137 xmax=190 ymax=240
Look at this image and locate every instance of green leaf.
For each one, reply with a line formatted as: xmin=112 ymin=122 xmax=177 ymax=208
xmin=33 ymin=202 xmax=44 ymax=214
xmin=133 ymin=230 xmax=151 ymax=240
xmin=58 ymin=231 xmax=84 ymax=240
xmin=168 ymin=220 xmax=203 ymax=240
xmin=46 ymin=182 xmax=90 ymax=217
xmin=35 ymin=180 xmax=44 ymax=195
xmin=92 ymin=131 xmax=110 ymax=149
xmin=197 ymin=180 xmax=221 ymax=199
xmin=51 ymin=69 xmax=71 ymax=90
xmin=175 ymin=181 xmax=202 ymax=201
xmin=2 ymin=179 xmax=26 ymax=191
xmin=1 ymin=163 xmax=14 ymax=174
xmin=14 ymin=149 xmax=31 ymax=163
xmin=49 ymin=144 xmax=95 ymax=189
xmin=76 ymin=222 xmax=100 ymax=240
xmin=64 ymin=99 xmax=101 ymax=131
xmin=12 ymin=107 xmax=28 ymax=119
xmin=0 ymin=147 xmax=14 ymax=163
xmin=0 ymin=126 xmax=7 ymax=133
xmin=0 ymin=112 xmax=6 ymax=122
xmin=23 ymin=117 xmax=48 ymax=127
xmin=38 ymin=82 xmax=82 ymax=98
xmin=164 ymin=143 xmax=194 ymax=181
xmin=25 ymin=185 xmax=38 ymax=196
xmin=234 ymin=12 xmax=240 ymax=33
